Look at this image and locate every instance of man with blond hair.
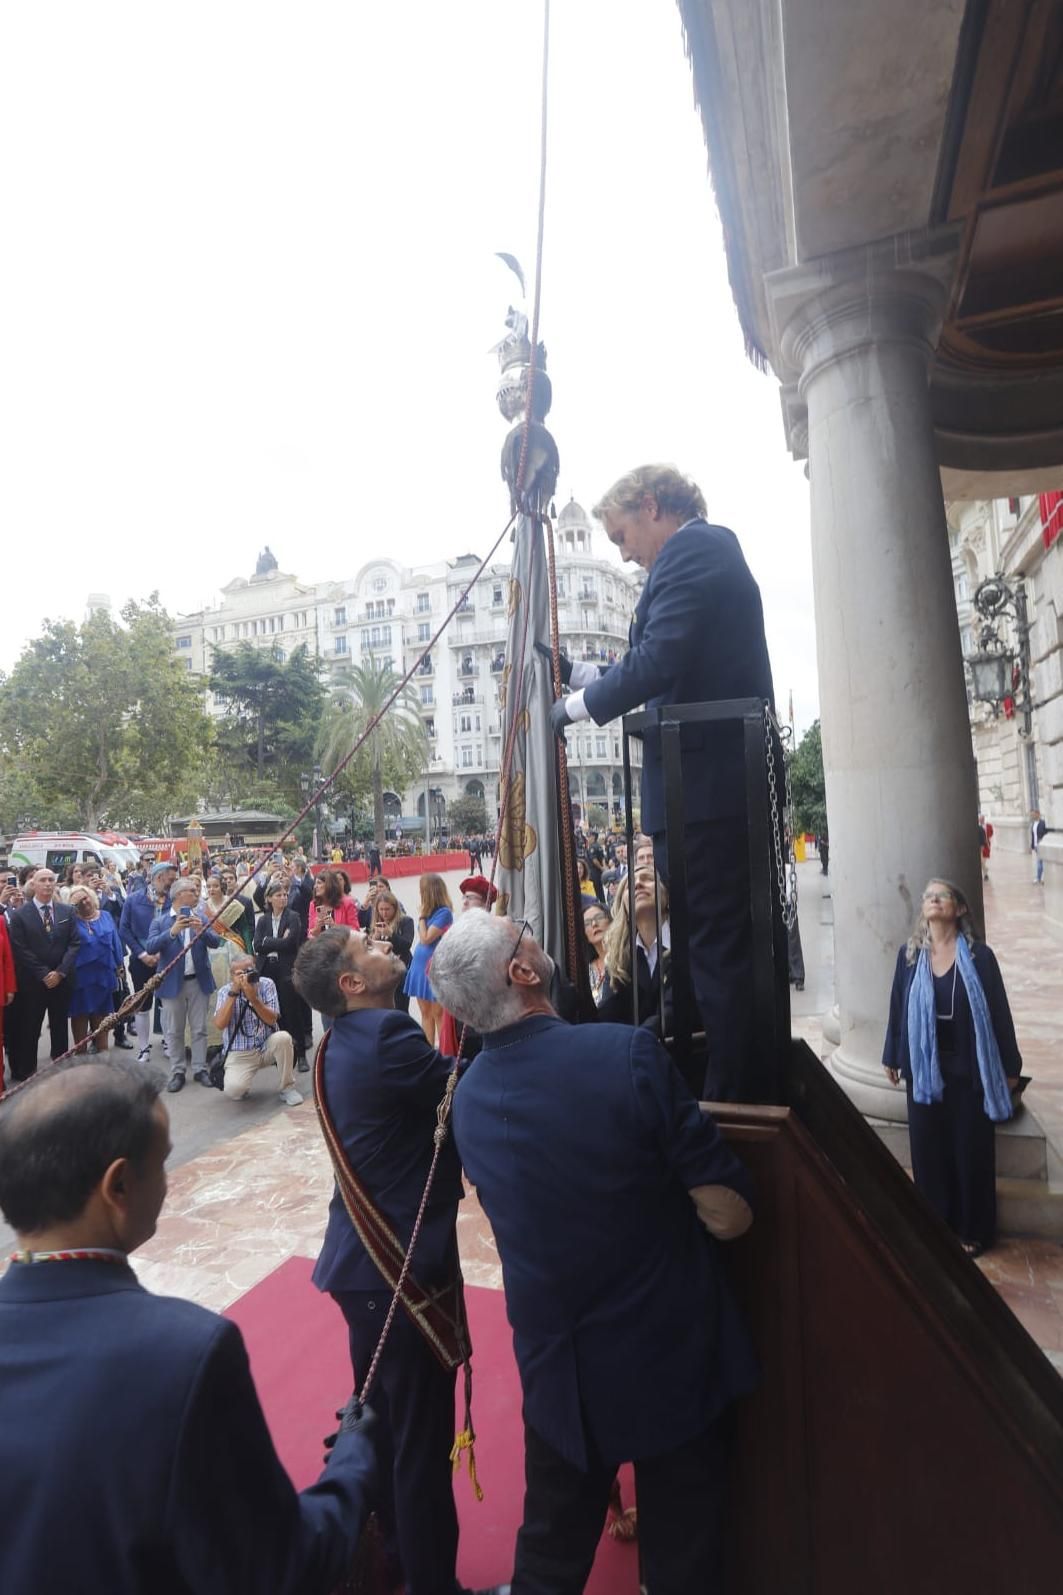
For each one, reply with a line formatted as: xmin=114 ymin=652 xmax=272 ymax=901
xmin=547 ymin=463 xmax=775 ymax=1100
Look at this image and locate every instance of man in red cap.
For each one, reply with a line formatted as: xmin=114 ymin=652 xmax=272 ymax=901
xmin=458 ymin=876 xmax=498 ymax=912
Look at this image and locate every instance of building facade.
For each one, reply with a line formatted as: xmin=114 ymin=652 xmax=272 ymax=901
xmin=949 ymin=493 xmax=1063 ymax=850
xmin=174 ymin=500 xmax=642 ymax=829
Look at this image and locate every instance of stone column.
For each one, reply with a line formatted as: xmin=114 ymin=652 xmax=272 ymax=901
xmin=768 ymin=232 xmax=982 ymax=1120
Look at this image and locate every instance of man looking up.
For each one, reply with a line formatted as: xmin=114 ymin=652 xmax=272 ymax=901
xmin=293 ymin=928 xmax=504 ymax=1595
xmin=7 ymin=869 xmax=81 ymax=1081
xmin=548 ymin=464 xmax=775 ymax=1100
xmin=432 ymin=911 xmax=756 ymax=1595
xmin=0 ymin=1059 xmax=377 ymax=1593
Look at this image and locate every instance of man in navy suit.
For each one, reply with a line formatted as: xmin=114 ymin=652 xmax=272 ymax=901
xmin=293 ymin=927 xmax=505 ymax=1595
xmin=7 ymin=867 xmax=81 ymax=1080
xmin=432 ymin=911 xmax=756 ymax=1595
xmin=549 ymin=464 xmax=775 ymax=1099
xmin=0 ymin=1057 xmax=377 ymax=1594
xmin=146 ymin=878 xmax=221 ymax=1092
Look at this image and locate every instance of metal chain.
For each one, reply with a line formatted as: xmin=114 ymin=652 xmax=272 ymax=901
xmin=764 ymin=705 xmax=799 ymax=931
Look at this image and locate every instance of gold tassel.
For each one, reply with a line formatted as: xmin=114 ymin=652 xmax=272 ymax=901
xmin=450 ymin=1428 xmax=484 ymax=1502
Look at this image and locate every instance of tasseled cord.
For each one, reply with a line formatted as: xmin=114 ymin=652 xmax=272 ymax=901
xmin=450 ymin=1358 xmax=484 ymax=1502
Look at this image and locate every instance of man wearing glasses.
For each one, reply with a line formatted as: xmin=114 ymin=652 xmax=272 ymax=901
xmin=432 ymin=910 xmax=756 ymax=1595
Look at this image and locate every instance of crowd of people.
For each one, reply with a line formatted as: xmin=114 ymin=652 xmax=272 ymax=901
xmin=0 ymin=850 xmax=423 ymax=1103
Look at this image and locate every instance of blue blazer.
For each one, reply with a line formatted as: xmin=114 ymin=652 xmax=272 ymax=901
xmin=882 ymin=940 xmax=1022 ymax=1085
xmin=0 ymin=1258 xmax=374 ymax=1595
xmin=145 ymin=908 xmax=220 ymax=997
xmin=118 ymin=885 xmax=158 ymax=959
xmin=313 ymin=1008 xmax=464 ymax=1295
xmin=452 ymin=1014 xmax=757 ymax=1469
xmin=582 ymin=519 xmax=774 ymax=833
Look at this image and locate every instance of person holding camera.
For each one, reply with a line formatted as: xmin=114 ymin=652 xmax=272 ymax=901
xmin=146 ymin=881 xmax=221 ymax=1093
xmin=214 ymin=954 xmax=301 ymax=1107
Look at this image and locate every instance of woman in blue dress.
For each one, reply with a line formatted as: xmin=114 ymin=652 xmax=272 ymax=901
xmin=403 ymin=873 xmax=454 ymax=1045
xmin=68 ymin=886 xmax=127 ymax=1053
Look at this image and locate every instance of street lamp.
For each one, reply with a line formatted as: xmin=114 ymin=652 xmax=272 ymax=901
xmin=965 ymin=575 xmax=1033 ymax=734
xmin=299 ymin=765 xmax=326 ymax=857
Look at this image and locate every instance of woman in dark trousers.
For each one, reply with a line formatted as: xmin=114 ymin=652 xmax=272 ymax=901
xmin=253 ymin=881 xmax=308 ymax=1069
xmin=882 ymin=877 xmax=1020 ymax=1257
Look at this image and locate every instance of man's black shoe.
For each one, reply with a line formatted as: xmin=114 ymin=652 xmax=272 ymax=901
xmin=113 ymin=1037 xmax=135 ymax=1050
xmin=193 ymin=1069 xmax=212 ymax=1086
xmin=167 ymin=1071 xmax=186 ymax=1094
xmin=296 ymin=1055 xmax=310 ymax=1073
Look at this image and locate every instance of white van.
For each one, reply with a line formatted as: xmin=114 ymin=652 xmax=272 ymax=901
xmin=8 ymin=832 xmax=134 ymax=876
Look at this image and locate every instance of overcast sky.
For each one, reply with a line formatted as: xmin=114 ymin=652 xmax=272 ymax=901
xmin=0 ymin=1 xmax=818 ymax=735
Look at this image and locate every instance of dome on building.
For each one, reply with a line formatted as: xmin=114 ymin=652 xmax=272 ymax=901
xmin=558 ymin=496 xmax=590 ymax=528
xmin=557 ymin=495 xmax=593 ymax=554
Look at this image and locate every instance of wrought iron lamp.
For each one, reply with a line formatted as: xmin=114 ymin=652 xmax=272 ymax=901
xmin=965 ymin=576 xmax=1032 ymax=734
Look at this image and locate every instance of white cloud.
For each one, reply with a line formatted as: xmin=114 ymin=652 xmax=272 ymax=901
xmin=0 ymin=0 xmax=817 ymax=736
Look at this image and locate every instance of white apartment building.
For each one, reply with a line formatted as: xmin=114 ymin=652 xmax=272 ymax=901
xmin=948 ymin=493 xmax=1063 ymax=846
xmin=174 ymin=500 xmax=643 ymax=828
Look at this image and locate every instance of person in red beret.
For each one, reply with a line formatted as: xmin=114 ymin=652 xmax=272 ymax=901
xmin=458 ymin=876 xmax=498 ymax=912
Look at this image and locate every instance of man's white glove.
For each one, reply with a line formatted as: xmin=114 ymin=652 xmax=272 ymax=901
xmin=569 ymin=660 xmax=602 ymax=689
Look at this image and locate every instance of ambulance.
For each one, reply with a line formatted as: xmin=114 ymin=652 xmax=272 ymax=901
xmin=8 ymin=831 xmax=141 ymax=876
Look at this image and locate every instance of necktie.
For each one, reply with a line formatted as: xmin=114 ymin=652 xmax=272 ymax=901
xmin=42 ymin=905 xmax=53 ymax=935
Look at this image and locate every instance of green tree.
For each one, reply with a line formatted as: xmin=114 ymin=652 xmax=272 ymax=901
xmin=0 ymin=597 xmax=213 ymax=832
xmin=789 ymin=719 xmax=827 ymax=837
xmin=316 ymin=657 xmax=427 ymax=849
xmin=448 ymin=795 xmax=489 ymax=835
xmin=587 ymin=804 xmax=609 ymax=831
xmin=209 ymin=642 xmax=325 ymax=807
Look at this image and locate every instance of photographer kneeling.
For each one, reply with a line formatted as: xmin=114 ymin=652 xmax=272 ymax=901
xmin=214 ymin=954 xmax=302 ymax=1107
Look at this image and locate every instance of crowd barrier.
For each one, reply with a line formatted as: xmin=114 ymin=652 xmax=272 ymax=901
xmin=309 ymin=852 xmax=472 ymax=882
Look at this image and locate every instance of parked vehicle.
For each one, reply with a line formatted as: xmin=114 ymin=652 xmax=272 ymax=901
xmin=8 ymin=831 xmax=140 ymax=876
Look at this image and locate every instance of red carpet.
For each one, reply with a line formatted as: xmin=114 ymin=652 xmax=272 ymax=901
xmin=226 ymin=1256 xmax=638 ymax=1592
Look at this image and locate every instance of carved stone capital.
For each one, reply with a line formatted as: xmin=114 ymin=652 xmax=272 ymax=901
xmin=764 ymin=227 xmax=961 ymax=455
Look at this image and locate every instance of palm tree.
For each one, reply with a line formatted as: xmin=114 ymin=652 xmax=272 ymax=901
xmin=316 ymin=657 xmax=428 ymax=850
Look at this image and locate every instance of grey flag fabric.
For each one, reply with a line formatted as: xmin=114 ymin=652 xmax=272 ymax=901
xmin=495 ymin=515 xmax=565 ymax=970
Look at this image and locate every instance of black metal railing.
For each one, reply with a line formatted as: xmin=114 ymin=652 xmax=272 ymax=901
xmin=621 ymin=697 xmax=789 ymax=1103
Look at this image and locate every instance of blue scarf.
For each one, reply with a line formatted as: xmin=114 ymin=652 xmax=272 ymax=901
xmin=906 ymin=938 xmax=1013 ymax=1122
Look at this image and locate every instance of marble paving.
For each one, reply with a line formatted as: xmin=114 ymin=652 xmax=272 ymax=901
xmin=134 ymin=1099 xmax=503 ymax=1311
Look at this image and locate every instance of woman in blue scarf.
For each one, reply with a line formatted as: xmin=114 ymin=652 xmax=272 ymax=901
xmin=882 ymin=878 xmax=1021 ymax=1257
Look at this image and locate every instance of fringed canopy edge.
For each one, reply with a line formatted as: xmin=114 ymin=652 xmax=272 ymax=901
xmin=675 ymin=0 xmax=770 ymax=373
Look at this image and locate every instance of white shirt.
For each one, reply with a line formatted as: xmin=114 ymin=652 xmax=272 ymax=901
xmin=638 ymin=918 xmax=671 ymax=978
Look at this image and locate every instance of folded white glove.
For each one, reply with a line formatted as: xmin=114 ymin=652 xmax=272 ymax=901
xmin=569 ymin=660 xmax=602 ymax=690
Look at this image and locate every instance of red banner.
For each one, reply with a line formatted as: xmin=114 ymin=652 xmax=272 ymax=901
xmin=1040 ymin=492 xmax=1063 ymax=551
xmin=310 ymin=851 xmax=470 ymax=881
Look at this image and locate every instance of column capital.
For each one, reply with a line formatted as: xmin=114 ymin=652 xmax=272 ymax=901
xmin=765 ymin=227 xmax=962 ymax=450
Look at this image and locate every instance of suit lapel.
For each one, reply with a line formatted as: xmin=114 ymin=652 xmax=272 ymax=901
xmin=631 ymin=573 xmax=654 ymax=646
